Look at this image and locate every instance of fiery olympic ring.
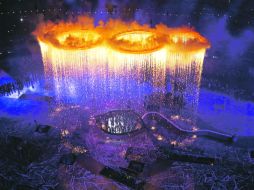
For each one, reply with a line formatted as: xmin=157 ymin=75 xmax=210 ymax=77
xmin=34 ymin=16 xmax=210 ymax=53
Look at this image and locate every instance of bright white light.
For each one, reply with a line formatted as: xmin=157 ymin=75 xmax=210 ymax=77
xmin=5 ymin=82 xmax=39 ymax=99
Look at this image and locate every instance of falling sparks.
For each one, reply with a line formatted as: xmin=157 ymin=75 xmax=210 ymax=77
xmin=34 ymin=16 xmax=210 ymax=115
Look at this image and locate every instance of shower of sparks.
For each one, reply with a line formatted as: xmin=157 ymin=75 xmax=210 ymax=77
xmin=35 ymin=16 xmax=210 ymax=114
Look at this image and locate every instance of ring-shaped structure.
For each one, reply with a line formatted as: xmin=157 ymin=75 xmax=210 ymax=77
xmin=95 ymin=110 xmax=144 ymax=135
xmin=167 ymin=31 xmax=210 ymax=52
xmin=41 ymin=29 xmax=103 ymax=50
xmin=109 ymin=30 xmax=166 ymax=54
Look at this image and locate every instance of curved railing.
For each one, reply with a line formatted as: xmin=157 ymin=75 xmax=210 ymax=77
xmin=96 ymin=109 xmax=235 ymax=143
xmin=142 ymin=111 xmax=235 ymax=142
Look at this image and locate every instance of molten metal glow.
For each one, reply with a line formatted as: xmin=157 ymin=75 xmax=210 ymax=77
xmin=109 ymin=30 xmax=166 ymax=53
xmin=35 ymin=16 xmax=210 ymax=114
xmin=34 ymin=16 xmax=209 ymax=53
xmin=56 ymin=29 xmax=102 ymax=50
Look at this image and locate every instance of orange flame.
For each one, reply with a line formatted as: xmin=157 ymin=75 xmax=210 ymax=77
xmin=33 ymin=16 xmax=210 ymax=53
